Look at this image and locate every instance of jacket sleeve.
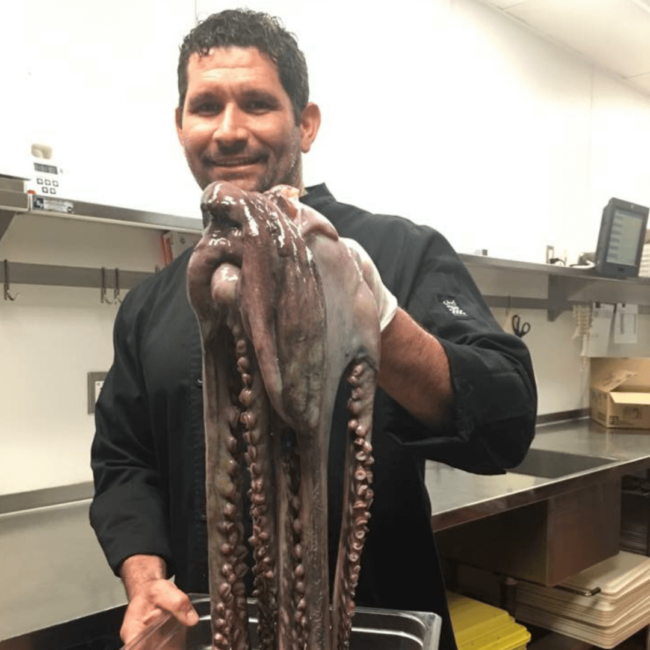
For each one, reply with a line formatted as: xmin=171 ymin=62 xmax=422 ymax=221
xmin=89 ymin=290 xmax=173 ymax=577
xmin=372 ymin=221 xmax=538 ymax=475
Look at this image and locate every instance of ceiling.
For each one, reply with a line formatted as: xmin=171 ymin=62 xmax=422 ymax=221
xmin=476 ymin=0 xmax=650 ymax=96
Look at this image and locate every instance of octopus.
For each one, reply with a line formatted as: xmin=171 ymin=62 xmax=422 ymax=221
xmin=186 ymin=182 xmax=381 ymax=650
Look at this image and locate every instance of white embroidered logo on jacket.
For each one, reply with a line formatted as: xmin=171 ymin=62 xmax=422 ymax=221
xmin=442 ymin=299 xmax=467 ymax=317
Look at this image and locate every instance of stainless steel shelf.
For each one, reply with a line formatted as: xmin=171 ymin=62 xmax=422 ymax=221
xmin=27 ymin=194 xmax=203 ymax=234
xmin=0 ymin=186 xmax=198 ymax=293
xmin=460 ymin=252 xmax=575 ymax=275
xmin=460 ymin=252 xmax=650 ymax=282
xmin=547 ymin=273 xmax=650 ymax=320
xmin=0 ymin=187 xmax=203 ymax=244
xmin=460 ymin=253 xmax=650 ymax=320
xmin=0 ymin=261 xmax=153 ymax=292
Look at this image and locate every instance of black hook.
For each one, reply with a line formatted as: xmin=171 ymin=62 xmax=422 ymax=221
xmin=101 ymin=267 xmax=113 ymax=304
xmin=3 ymin=260 xmax=17 ymax=301
xmin=113 ymin=268 xmax=123 ymax=304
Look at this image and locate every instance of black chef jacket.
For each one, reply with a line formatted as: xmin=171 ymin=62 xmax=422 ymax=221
xmin=90 ymin=184 xmax=537 ymax=650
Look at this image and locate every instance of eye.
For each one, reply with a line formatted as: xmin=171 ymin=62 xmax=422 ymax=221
xmin=242 ymin=92 xmax=280 ymax=114
xmin=190 ymin=99 xmax=221 ymax=115
xmin=198 ymin=102 xmax=220 ymax=114
xmin=245 ymin=99 xmax=273 ymax=113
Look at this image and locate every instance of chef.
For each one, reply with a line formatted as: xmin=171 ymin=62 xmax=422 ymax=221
xmin=90 ymin=9 xmax=537 ymax=650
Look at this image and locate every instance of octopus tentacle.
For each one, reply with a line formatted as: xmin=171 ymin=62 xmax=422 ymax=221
xmin=203 ymin=319 xmax=250 ymax=650
xmin=237 ymin=338 xmax=278 ymax=650
xmin=332 ymin=359 xmax=377 ymax=650
xmin=275 ymin=425 xmax=307 ymax=650
xmin=294 ymin=425 xmax=331 ymax=650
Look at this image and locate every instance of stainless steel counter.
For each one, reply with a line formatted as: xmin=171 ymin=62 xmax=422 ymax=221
xmin=426 ymin=417 xmax=650 ymax=531
xmin=0 ymin=500 xmax=126 ymax=641
xmin=0 ymin=595 xmax=442 ymax=650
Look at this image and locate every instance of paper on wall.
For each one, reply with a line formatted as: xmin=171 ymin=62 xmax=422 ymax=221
xmin=613 ymin=303 xmax=638 ymax=344
xmin=582 ymin=303 xmax=614 ymax=357
xmin=572 ymin=304 xmax=591 ymax=339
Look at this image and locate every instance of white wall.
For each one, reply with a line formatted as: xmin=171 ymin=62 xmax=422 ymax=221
xmin=4 ymin=0 xmax=650 ymax=254
xmin=1 ymin=0 xmax=650 ymax=495
xmin=488 ymin=304 xmax=650 ymax=416
xmin=0 ymin=216 xmax=161 ymax=494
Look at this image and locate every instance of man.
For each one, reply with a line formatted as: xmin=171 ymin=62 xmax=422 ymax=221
xmin=90 ymin=9 xmax=537 ymax=650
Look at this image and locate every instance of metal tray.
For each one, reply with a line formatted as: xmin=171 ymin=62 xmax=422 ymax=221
xmin=125 ymin=595 xmax=440 ymax=650
xmin=0 ymin=594 xmax=440 ymax=650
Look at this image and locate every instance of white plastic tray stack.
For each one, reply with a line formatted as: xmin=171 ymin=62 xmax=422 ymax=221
xmin=515 ymin=552 xmax=650 ymax=648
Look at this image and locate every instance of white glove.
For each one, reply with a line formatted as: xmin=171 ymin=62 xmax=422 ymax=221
xmin=341 ymin=237 xmax=399 ymax=332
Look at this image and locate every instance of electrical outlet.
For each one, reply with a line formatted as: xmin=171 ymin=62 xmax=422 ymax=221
xmin=87 ymin=371 xmax=108 ymax=414
xmin=546 ymin=245 xmax=555 ymax=264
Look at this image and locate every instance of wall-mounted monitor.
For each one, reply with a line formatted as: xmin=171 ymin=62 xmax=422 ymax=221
xmin=595 ymin=198 xmax=649 ymax=278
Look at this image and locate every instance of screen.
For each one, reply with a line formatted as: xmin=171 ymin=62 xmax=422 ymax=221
xmin=34 ymin=162 xmax=58 ymax=174
xmin=605 ymin=208 xmax=644 ymax=266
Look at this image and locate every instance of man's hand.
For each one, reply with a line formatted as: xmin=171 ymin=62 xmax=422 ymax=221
xmin=119 ymin=555 xmax=199 ymax=645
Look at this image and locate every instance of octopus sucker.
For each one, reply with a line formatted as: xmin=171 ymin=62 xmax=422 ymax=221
xmin=187 ymin=182 xmax=381 ymax=650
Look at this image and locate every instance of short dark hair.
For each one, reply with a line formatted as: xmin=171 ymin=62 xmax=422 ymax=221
xmin=177 ymin=9 xmax=309 ymax=124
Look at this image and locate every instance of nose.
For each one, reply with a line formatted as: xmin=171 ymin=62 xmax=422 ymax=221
xmin=214 ymin=105 xmax=248 ymax=149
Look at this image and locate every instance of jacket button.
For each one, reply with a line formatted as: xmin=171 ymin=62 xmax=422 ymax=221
xmin=200 ymin=512 xmax=207 ymax=522
xmin=195 ymin=377 xmax=203 ymax=388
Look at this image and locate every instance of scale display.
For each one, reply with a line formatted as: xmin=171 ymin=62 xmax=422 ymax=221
xmin=34 ymin=162 xmax=59 ymax=175
xmin=31 ymin=160 xmax=62 ymax=195
xmin=595 ymin=198 xmax=648 ymax=278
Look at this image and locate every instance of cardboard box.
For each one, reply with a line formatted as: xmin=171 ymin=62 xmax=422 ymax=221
xmin=590 ymin=358 xmax=650 ymax=429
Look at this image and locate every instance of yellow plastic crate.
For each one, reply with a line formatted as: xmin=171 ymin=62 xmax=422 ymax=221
xmin=448 ymin=592 xmax=531 ymax=650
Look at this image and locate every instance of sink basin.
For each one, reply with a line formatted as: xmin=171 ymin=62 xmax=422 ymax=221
xmin=509 ymin=448 xmax=615 ymax=479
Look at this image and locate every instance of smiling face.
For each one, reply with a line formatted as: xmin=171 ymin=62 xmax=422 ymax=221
xmin=176 ymin=46 xmax=320 ymax=193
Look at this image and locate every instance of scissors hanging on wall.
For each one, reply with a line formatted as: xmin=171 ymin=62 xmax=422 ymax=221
xmin=512 ymin=314 xmax=531 ymax=338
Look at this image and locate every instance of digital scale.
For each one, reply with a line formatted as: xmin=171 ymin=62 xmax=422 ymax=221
xmin=0 ymin=142 xmax=66 ymax=197
xmin=25 ymin=144 xmax=66 ymax=197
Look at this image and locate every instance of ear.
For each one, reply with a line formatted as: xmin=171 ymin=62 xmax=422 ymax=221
xmin=175 ymin=107 xmax=184 ymax=146
xmin=300 ymin=102 xmax=321 ymax=154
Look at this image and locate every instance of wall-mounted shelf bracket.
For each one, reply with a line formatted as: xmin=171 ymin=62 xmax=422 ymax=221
xmin=547 ymin=273 xmax=650 ymax=321
xmin=0 ymin=182 xmax=30 ymax=242
xmin=0 ymin=210 xmax=17 ymax=242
